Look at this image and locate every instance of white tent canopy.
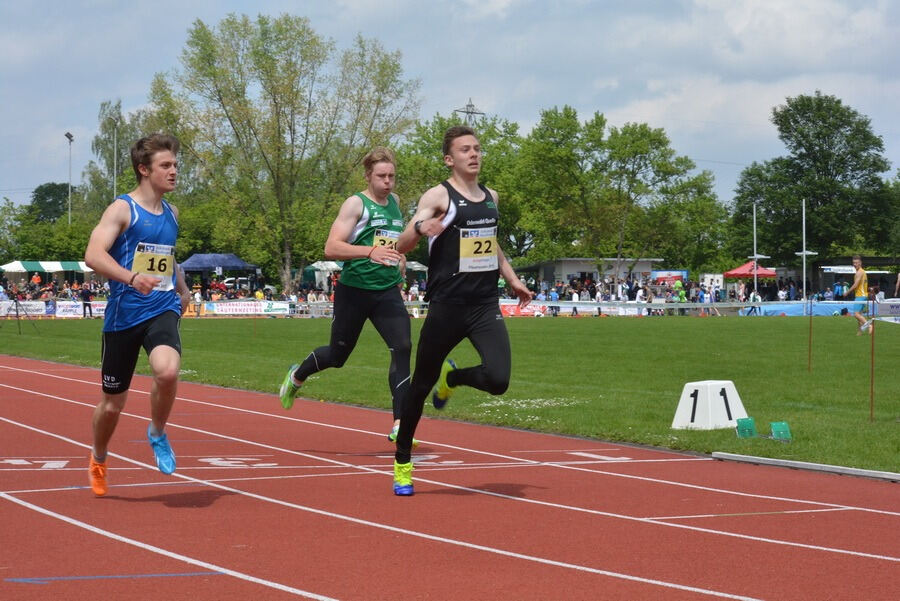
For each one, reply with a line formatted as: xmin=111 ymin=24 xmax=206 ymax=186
xmin=1 ymin=260 xmax=93 ymax=273
xmin=406 ymin=261 xmax=428 ymax=272
xmin=309 ymin=261 xmax=342 ymax=272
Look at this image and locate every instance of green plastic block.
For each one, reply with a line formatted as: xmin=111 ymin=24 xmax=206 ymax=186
xmin=770 ymin=421 xmax=792 ymax=442
xmin=735 ymin=417 xmax=757 ymax=438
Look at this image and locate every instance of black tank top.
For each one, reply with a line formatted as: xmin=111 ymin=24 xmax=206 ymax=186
xmin=425 ymin=181 xmax=500 ymax=304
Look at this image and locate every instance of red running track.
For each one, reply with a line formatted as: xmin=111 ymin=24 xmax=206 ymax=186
xmin=1 ymin=355 xmax=898 ymax=600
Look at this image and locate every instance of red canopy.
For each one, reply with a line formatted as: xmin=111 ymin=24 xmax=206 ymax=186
xmin=723 ymin=260 xmax=776 ymax=279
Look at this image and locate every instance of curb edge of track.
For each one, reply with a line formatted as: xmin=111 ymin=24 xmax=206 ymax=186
xmin=712 ymin=452 xmax=899 ymax=483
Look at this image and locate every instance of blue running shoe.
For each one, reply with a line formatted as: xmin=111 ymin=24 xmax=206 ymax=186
xmin=147 ymin=424 xmax=176 ymax=475
xmin=431 ymin=358 xmax=457 ymax=410
xmin=387 ymin=424 xmax=418 ymax=448
xmin=393 ymin=460 xmax=414 ymax=496
xmin=279 ymin=364 xmax=302 ymax=410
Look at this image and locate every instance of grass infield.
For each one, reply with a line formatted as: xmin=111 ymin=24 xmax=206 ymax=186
xmin=2 ymin=314 xmax=897 ymax=473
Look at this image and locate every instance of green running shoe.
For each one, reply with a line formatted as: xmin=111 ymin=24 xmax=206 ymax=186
xmin=431 ymin=358 xmax=457 ymax=410
xmin=387 ymin=424 xmax=419 ymax=448
xmin=393 ymin=460 xmax=414 ymax=496
xmin=279 ymin=364 xmax=301 ymax=410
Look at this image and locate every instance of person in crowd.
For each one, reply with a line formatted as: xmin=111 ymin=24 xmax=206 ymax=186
xmin=846 ymin=255 xmax=871 ymax=335
xmin=80 ymin=282 xmax=93 ymax=318
xmin=83 ymin=134 xmax=191 ymax=496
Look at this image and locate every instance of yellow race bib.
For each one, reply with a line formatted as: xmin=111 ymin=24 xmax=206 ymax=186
xmin=459 ymin=227 xmax=498 ymax=272
xmin=372 ymin=229 xmax=400 ymax=266
xmin=132 ymin=242 xmax=175 ymax=291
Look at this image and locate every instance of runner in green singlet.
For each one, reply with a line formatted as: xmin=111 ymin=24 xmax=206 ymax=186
xmin=278 ymin=147 xmax=414 ymax=442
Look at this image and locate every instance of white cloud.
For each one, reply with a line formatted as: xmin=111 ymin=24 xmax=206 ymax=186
xmin=460 ymin=0 xmax=519 ymax=20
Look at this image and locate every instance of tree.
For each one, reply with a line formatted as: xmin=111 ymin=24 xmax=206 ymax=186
xmin=731 ymin=91 xmax=891 ymax=263
xmin=26 ymin=183 xmax=70 ymax=223
xmin=513 ymin=107 xmax=722 ymax=286
xmin=0 ymin=199 xmax=22 ymax=264
xmin=153 ymin=14 xmax=420 ymax=291
xmin=514 ymin=106 xmax=607 ymax=262
xmin=603 ymin=122 xmax=707 ymax=285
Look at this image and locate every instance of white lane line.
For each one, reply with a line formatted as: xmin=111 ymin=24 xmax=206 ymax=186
xmin=0 ymin=492 xmax=339 ymax=600
xmin=0 ymin=419 xmax=768 ymax=601
xmin=2 ymin=407 xmax=899 ymax=565
xmin=569 ymin=452 xmax=632 ymax=461
xmin=649 ymin=508 xmax=853 ymax=520
xmin=2 ymin=371 xmax=897 ymax=519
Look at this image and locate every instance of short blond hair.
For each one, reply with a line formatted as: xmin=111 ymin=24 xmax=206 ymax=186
xmin=362 ymin=147 xmax=395 ymax=176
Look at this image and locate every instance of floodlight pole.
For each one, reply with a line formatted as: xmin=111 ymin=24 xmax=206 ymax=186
xmin=65 ymin=132 xmax=74 ymax=225
xmin=753 ymin=202 xmax=757 ymax=297
xmin=795 ymin=197 xmax=817 ymax=306
xmin=112 ymin=117 xmax=119 ymax=198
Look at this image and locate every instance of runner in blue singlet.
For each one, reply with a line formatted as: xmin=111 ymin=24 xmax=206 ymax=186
xmin=83 ymin=134 xmax=191 ymax=496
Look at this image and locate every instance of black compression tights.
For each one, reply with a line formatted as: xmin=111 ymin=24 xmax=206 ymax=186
xmin=395 ymin=301 xmax=511 ymax=463
xmin=295 ymin=283 xmax=411 ymax=419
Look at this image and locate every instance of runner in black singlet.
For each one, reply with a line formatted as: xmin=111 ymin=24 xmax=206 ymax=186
xmin=390 ymin=126 xmax=531 ymax=496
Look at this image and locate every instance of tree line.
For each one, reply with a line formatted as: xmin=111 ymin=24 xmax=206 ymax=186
xmin=2 ymin=14 xmax=897 ymax=291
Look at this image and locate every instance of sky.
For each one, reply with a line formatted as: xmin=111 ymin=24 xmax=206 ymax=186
xmin=1 ymin=0 xmax=899 ymax=208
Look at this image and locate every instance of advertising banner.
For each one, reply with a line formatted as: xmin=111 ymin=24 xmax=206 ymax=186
xmin=55 ymin=301 xmax=83 ymax=318
xmin=0 ymin=301 xmax=45 ymax=316
xmin=205 ymin=301 xmax=259 ymax=315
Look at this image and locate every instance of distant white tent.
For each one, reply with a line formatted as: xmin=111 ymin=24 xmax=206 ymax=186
xmin=1 ymin=260 xmax=92 ymax=273
xmin=309 ymin=261 xmax=342 ymax=272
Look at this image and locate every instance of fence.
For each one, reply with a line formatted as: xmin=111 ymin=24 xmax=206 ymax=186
xmin=4 ymin=299 xmax=895 ymax=320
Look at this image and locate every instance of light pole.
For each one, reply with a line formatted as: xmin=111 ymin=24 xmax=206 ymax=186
xmin=64 ymin=132 xmax=73 ymax=225
xmin=795 ymin=197 xmax=818 ymax=303
xmin=109 ymin=117 xmax=120 ymax=198
xmin=748 ymin=202 xmax=770 ymax=302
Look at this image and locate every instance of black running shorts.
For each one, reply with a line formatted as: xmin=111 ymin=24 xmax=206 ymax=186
xmin=100 ymin=311 xmax=181 ymax=394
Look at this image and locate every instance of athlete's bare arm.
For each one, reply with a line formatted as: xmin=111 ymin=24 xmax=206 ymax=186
xmin=324 ymin=194 xmax=402 ymax=266
xmin=396 ymin=184 xmax=450 ymax=254
xmin=85 ymin=199 xmax=154 ymax=295
xmin=489 ymin=189 xmax=532 ymax=308
xmin=167 ymin=204 xmax=191 ymax=313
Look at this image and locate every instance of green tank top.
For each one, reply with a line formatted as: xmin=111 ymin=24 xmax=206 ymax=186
xmin=339 ymin=192 xmax=404 ymax=290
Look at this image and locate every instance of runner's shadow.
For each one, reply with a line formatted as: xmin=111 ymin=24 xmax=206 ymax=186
xmin=105 ymin=489 xmax=236 ymax=508
xmin=421 ymin=482 xmax=540 ymax=498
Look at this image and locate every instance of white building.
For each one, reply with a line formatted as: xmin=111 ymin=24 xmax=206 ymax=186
xmin=519 ymin=257 xmax=664 ymax=286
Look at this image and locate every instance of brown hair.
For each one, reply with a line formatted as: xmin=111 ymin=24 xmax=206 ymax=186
xmin=362 ymin=147 xmax=395 ymax=176
xmin=131 ymin=134 xmax=180 ymax=182
xmin=442 ymin=125 xmax=477 ymax=157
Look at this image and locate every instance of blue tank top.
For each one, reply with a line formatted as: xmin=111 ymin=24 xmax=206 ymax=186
xmin=103 ymin=194 xmax=181 ymax=332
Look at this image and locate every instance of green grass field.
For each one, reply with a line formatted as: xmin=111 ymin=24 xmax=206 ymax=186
xmin=2 ymin=314 xmax=897 ymax=472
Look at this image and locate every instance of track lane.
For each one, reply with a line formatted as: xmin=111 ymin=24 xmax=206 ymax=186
xmin=2 ymin=356 xmax=898 ymax=600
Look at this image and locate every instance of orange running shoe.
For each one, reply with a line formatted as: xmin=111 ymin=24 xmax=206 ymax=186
xmin=89 ymin=455 xmax=108 ymax=496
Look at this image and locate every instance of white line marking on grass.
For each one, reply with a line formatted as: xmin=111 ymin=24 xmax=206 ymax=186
xmin=0 ymin=492 xmax=340 ymax=600
xmin=2 ymin=403 xmax=899 ymax=565
xmin=0 ymin=420 xmax=769 ymax=601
